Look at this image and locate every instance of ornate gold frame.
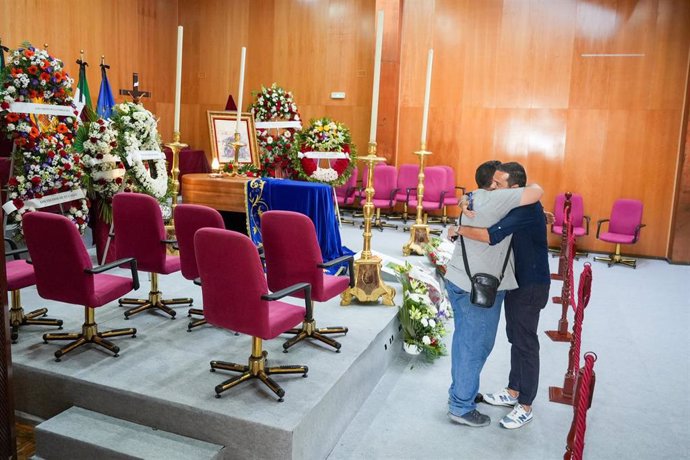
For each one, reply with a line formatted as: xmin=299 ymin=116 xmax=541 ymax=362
xmin=207 ymin=111 xmax=260 ymax=168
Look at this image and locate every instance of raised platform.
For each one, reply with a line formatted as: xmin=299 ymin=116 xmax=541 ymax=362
xmin=10 ymin=266 xmax=402 ymax=459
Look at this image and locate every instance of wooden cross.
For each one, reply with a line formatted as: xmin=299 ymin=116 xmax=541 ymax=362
xmin=119 ymin=73 xmax=151 ymax=104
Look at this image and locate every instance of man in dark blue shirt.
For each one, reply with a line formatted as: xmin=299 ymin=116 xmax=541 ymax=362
xmin=457 ymin=162 xmax=550 ymax=429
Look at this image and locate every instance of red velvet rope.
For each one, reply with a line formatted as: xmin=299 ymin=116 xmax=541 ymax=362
xmin=571 ymin=264 xmax=592 ymax=373
xmin=565 ymin=207 xmax=578 ymax=310
xmin=573 ymin=353 xmax=597 ymax=459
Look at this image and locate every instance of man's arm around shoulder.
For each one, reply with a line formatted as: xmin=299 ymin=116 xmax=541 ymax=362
xmin=519 ymin=183 xmax=543 ymax=206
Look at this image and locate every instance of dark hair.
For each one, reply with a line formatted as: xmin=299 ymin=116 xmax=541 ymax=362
xmin=475 ymin=160 xmax=502 ymax=189
xmin=497 ymin=162 xmax=527 ymax=187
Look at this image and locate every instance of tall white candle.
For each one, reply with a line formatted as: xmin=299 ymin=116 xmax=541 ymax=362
xmin=369 ymin=11 xmax=384 ymax=143
xmin=420 ymin=48 xmax=434 ymax=146
xmin=236 ymin=46 xmax=246 ymax=132
xmin=173 ymin=25 xmax=183 ymax=133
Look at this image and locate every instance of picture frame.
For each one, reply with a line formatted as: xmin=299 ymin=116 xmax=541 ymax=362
xmin=207 ymin=111 xmax=260 ymax=167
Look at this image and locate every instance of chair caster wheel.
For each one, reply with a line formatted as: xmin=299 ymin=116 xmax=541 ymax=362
xmin=131 ymin=334 xmax=137 ymax=338
xmin=215 ymin=394 xmax=221 ymax=399
xmin=58 ymin=326 xmax=63 ymax=330
xmin=210 ymin=368 xmax=216 ymax=372
xmin=278 ymin=398 xmax=284 ymax=403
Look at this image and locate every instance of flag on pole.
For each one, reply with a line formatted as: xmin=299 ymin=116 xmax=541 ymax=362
xmin=96 ymin=58 xmax=116 ymax=119
xmin=75 ymin=57 xmax=93 ymax=114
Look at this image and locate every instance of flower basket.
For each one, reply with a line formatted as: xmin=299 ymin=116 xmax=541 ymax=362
xmin=389 ymin=261 xmax=451 ymax=360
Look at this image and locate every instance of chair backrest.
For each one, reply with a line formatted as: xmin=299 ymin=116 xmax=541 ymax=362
xmin=361 ymin=163 xmax=387 ymax=188
xmin=261 ymin=210 xmax=325 ymax=296
xmin=609 ymin=199 xmax=643 ymax=235
xmin=422 ymin=166 xmax=447 ymax=202
xmin=335 ymin=166 xmax=358 ymax=199
xmin=195 ymin=228 xmax=271 ymax=337
xmin=396 ymin=164 xmax=420 ymax=196
xmin=23 ymin=212 xmax=95 ymax=305
xmin=439 ymin=165 xmax=457 ymax=196
xmin=364 ymin=165 xmax=397 ymax=200
xmin=554 ymin=193 xmax=585 ymax=227
xmin=174 ymin=204 xmax=225 ymax=280
xmin=113 ymin=193 xmax=167 ymax=272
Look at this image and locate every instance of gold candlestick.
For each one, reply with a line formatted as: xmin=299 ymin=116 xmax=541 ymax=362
xmin=402 ymin=145 xmax=432 ymax=256
xmin=228 ymin=131 xmax=245 ymax=177
xmin=341 ymin=142 xmax=395 ymax=306
xmin=164 ymin=131 xmax=188 ymax=218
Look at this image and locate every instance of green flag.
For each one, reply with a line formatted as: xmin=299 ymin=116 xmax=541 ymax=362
xmin=75 ymin=56 xmax=93 ymax=115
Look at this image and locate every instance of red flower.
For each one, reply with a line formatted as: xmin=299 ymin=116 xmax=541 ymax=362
xmin=29 ymin=127 xmax=39 ymax=139
xmin=115 ymin=177 xmax=123 ymax=184
xmin=23 ymin=49 xmax=34 ymax=58
xmin=12 ymin=199 xmax=24 ymax=210
xmin=30 ymin=176 xmax=41 ymax=185
xmin=47 ymin=151 xmax=56 ymax=158
xmin=1 ymin=102 xmax=9 ymax=110
xmin=333 ymin=159 xmax=348 ymax=174
xmin=89 ymin=137 xmax=98 ymax=143
xmin=63 ymin=163 xmax=72 ymax=170
xmin=28 ymin=65 xmax=39 ymax=75
xmin=8 ymin=177 xmax=18 ymax=186
xmin=39 ymin=73 xmax=51 ymax=81
xmin=300 ymin=158 xmax=317 ymax=176
xmin=5 ymin=113 xmax=19 ymax=123
xmin=57 ymin=123 xmax=68 ymax=133
xmin=10 ymin=68 xmax=23 ymax=77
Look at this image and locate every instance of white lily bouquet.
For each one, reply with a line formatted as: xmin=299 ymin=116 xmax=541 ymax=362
xmin=389 ymin=262 xmax=452 ymax=360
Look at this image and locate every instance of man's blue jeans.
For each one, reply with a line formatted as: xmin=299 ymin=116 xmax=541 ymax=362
xmin=445 ymin=280 xmax=505 ymax=416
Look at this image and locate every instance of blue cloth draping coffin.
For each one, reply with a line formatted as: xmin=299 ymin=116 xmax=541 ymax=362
xmin=246 ymin=178 xmax=353 ymax=268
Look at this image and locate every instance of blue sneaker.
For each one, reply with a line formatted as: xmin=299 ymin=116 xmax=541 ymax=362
xmin=483 ymin=388 xmax=518 ymax=407
xmin=500 ymin=404 xmax=533 ymax=429
xmin=448 ymin=410 xmax=491 ymax=427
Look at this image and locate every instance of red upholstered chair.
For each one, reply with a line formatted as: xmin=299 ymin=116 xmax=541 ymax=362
xmin=359 ymin=164 xmax=399 ymax=231
xmin=22 ymin=212 xmax=138 ymax=361
xmin=261 ymin=210 xmax=353 ymax=352
xmin=113 ymin=193 xmax=192 ymax=319
xmin=195 ymin=228 xmax=309 ymax=401
xmin=551 ymin=193 xmax=591 ymax=258
xmin=173 ymin=204 xmax=225 ymax=331
xmin=439 ymin=165 xmax=466 ymax=225
xmin=5 ymin=238 xmax=63 ymax=344
xmin=394 ymin=164 xmax=420 ymax=223
xmin=594 ymin=199 xmax=645 ymax=268
xmin=405 ymin=166 xmax=447 ymax=229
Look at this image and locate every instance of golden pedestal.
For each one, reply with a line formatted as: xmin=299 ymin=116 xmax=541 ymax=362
xmin=164 ymin=131 xmax=187 ymax=254
xmin=402 ymin=147 xmax=431 ymax=256
xmin=341 ymin=256 xmax=395 ymax=306
xmin=340 ymin=142 xmax=396 ymax=306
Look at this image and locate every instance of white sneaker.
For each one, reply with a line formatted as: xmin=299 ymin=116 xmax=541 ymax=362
xmin=500 ymin=404 xmax=533 ymax=429
xmin=483 ymin=388 xmax=519 ymax=407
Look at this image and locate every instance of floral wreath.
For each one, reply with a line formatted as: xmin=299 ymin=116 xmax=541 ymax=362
xmin=111 ymin=102 xmax=169 ymax=200
xmin=290 ymin=117 xmax=356 ymax=186
xmin=0 ymin=43 xmax=89 ymax=235
xmin=249 ymin=83 xmax=301 ymax=178
xmin=389 ymin=261 xmax=451 ymax=360
xmin=73 ymin=117 xmax=128 ymax=223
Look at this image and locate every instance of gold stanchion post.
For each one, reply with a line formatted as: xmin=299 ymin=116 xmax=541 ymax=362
xmin=402 ymin=146 xmax=432 ymax=256
xmin=340 ymin=143 xmax=396 ymax=306
xmin=228 ymin=131 xmax=245 ymax=177
xmin=164 ymin=131 xmax=188 ymax=220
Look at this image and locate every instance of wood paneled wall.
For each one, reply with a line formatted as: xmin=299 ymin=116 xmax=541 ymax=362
xmin=179 ymin=0 xmax=377 ymax=162
xmin=2 ymin=0 xmax=690 ymax=259
xmin=398 ymin=0 xmax=690 ymax=258
xmin=1 ymin=0 xmax=178 ymax=140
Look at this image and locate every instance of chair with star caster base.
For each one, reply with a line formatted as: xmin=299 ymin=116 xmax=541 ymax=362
xmin=112 ymin=192 xmax=193 ymax=320
xmin=195 ymin=228 xmax=310 ymax=401
xmin=593 ymin=198 xmax=645 ymax=268
xmin=22 ymin=212 xmax=139 ymax=362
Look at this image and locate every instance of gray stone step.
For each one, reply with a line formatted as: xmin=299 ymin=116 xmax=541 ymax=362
xmin=34 ymin=406 xmax=224 ymax=460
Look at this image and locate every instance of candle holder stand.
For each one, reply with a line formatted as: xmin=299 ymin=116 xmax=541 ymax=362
xmin=164 ymin=131 xmax=187 ymax=253
xmin=402 ymin=145 xmax=432 ymax=256
xmin=228 ymin=131 xmax=245 ymax=177
xmin=340 ymin=142 xmax=395 ymax=306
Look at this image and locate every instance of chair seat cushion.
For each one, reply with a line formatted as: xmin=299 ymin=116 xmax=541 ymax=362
xmin=552 ymin=225 xmax=587 ymax=237
xmin=6 ymin=260 xmax=36 ymax=291
xmin=91 ymin=274 xmax=135 ymax=307
xmin=316 ymin=275 xmax=351 ymax=302
xmin=159 ymin=256 xmax=182 ymax=275
xmin=407 ymin=199 xmax=443 ymax=210
xmin=264 ymin=300 xmax=306 ymax=340
xmin=599 ymin=232 xmax=635 ymax=244
xmin=443 ymin=196 xmax=459 ymax=206
xmin=371 ymin=198 xmax=395 ymax=208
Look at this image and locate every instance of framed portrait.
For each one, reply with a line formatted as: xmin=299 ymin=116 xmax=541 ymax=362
xmin=207 ymin=111 xmax=260 ymax=167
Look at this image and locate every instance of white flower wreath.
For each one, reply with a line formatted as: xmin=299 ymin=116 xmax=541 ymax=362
xmin=111 ymin=102 xmax=168 ymax=199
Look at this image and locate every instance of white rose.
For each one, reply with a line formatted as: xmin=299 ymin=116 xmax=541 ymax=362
xmin=422 ymin=336 xmax=431 ymax=345
xmin=429 ymin=319 xmax=436 ymax=328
